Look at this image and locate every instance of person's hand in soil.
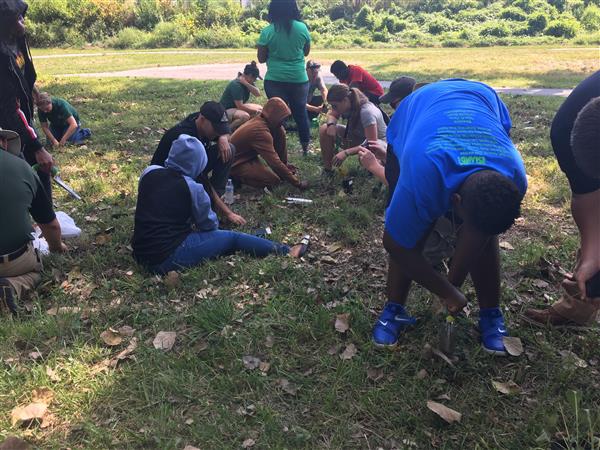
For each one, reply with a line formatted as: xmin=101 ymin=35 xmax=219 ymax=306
xmin=226 ymin=212 xmax=246 ymax=226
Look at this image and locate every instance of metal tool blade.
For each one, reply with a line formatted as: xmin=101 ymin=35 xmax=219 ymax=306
xmin=53 ymin=175 xmax=82 ymax=201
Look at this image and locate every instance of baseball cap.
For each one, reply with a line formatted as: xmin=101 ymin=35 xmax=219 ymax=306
xmin=0 ymin=0 xmax=28 ymax=18
xmin=380 ymin=76 xmax=416 ymax=105
xmin=306 ymin=60 xmax=321 ymax=70
xmin=0 ymin=128 xmax=21 ymax=155
xmin=200 ymin=101 xmax=231 ymax=136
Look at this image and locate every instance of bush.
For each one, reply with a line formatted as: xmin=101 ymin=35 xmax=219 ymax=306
xmin=193 ymin=26 xmax=254 ymax=48
xmin=372 ymin=31 xmax=390 ymax=42
xmin=456 ymin=9 xmax=490 ymax=23
xmin=145 ymin=21 xmax=188 ymax=48
xmin=355 ymin=5 xmax=374 ymax=27
xmin=109 ymin=27 xmax=150 ymax=49
xmin=581 ymin=5 xmax=600 ymax=31
xmin=500 ymin=7 xmax=528 ymax=21
xmin=381 ymin=15 xmax=408 ymax=33
xmin=527 ymin=12 xmax=549 ymax=33
xmin=442 ymin=38 xmax=467 ymax=47
xmin=241 ymin=17 xmax=268 ymax=33
xmin=545 ymin=17 xmax=579 ymax=37
xmin=479 ymin=21 xmax=511 ymax=37
xmin=28 ymin=0 xmax=71 ymax=23
xmin=425 ymin=14 xmax=459 ymax=34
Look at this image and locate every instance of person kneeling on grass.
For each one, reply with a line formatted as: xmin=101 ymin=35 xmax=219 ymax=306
xmin=220 ymin=61 xmax=263 ymax=132
xmin=305 ymin=60 xmax=328 ymax=121
xmin=0 ymin=127 xmax=67 ymax=314
xmin=230 ymin=97 xmax=309 ymax=190
xmin=132 ymin=135 xmax=307 ymax=274
xmin=373 ymin=79 xmax=527 ymax=356
xmin=524 ymin=71 xmax=600 ymax=327
xmin=319 ymin=84 xmax=387 ymax=175
xmin=36 ymin=92 xmax=91 ymax=147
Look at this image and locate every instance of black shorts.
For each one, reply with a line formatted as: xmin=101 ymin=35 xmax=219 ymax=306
xmin=384 ymin=143 xmax=400 ymax=207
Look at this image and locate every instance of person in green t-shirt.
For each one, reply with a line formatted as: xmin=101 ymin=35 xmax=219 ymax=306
xmin=220 ymin=61 xmax=263 ymax=132
xmin=36 ymin=92 xmax=91 ymax=147
xmin=257 ymin=0 xmax=312 ymax=155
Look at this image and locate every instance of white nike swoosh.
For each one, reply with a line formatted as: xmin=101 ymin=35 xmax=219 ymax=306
xmin=379 ymin=320 xmax=388 ymax=326
xmin=394 ymin=316 xmax=414 ymax=323
xmin=498 ymin=328 xmax=507 ymax=333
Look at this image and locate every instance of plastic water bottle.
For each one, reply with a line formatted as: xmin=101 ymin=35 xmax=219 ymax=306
xmin=224 ymin=179 xmax=234 ymax=205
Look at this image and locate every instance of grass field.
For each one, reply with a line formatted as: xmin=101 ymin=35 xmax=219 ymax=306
xmin=32 ymin=46 xmax=599 ymax=89
xmin=0 ymin=56 xmax=599 ymax=449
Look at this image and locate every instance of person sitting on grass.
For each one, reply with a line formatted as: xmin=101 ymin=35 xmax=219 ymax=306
xmin=525 ymin=71 xmax=600 ymax=327
xmin=373 ymin=79 xmax=527 ymax=356
xmin=319 ymin=84 xmax=386 ymax=174
xmin=36 ymin=92 xmax=91 ymax=147
xmin=305 ymin=60 xmax=328 ymax=120
xmin=230 ymin=97 xmax=309 ymax=190
xmin=132 ymin=135 xmax=308 ymax=274
xmin=0 ymin=127 xmax=66 ymax=315
xmin=330 ymin=60 xmax=384 ymax=105
xmin=220 ymin=61 xmax=263 ymax=132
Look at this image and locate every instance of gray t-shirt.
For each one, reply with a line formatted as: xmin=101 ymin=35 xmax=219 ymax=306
xmin=349 ymin=102 xmax=387 ymax=142
xmin=307 ymin=73 xmax=326 ymax=102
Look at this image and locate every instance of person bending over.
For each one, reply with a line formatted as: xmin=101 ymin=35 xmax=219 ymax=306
xmin=305 ymin=60 xmax=328 ymax=120
xmin=36 ymin=92 xmax=91 ymax=146
xmin=132 ymin=135 xmax=306 ymax=274
xmin=230 ymin=97 xmax=309 ymax=190
xmin=319 ymin=84 xmax=386 ymax=173
xmin=0 ymin=0 xmax=54 ymax=196
xmin=220 ymin=61 xmax=263 ymax=132
xmin=330 ymin=60 xmax=384 ymax=106
xmin=525 ymin=71 xmax=600 ymax=326
xmin=373 ymin=79 xmax=527 ymax=356
xmin=0 ymin=127 xmax=66 ymax=314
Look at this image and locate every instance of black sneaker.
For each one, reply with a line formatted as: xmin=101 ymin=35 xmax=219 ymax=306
xmin=0 ymin=278 xmax=17 ymax=315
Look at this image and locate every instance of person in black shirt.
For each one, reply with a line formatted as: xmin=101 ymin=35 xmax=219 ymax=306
xmin=0 ymin=0 xmax=55 ymax=196
xmin=525 ymin=71 xmax=600 ymax=326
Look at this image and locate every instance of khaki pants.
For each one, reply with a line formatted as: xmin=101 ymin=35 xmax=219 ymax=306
xmin=230 ymin=159 xmax=281 ymax=189
xmin=0 ymin=243 xmax=43 ymax=301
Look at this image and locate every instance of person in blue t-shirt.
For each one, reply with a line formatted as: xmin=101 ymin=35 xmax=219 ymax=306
xmin=373 ymin=79 xmax=528 ymax=356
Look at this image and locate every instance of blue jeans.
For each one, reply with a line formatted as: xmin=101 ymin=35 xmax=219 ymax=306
xmin=149 ymin=230 xmax=290 ymax=274
xmin=264 ymin=80 xmax=310 ymax=147
xmin=50 ymin=124 xmax=91 ymax=144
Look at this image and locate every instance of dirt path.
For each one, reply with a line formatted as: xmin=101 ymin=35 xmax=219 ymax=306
xmin=64 ymin=62 xmax=573 ymax=97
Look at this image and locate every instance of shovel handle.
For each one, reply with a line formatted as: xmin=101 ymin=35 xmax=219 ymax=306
xmin=32 ymin=164 xmax=59 ymax=176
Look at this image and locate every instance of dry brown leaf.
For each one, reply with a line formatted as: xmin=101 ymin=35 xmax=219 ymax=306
xmin=153 ymin=331 xmax=177 ymax=351
xmin=182 ymin=446 xmax=201 ymax=450
xmin=416 ymin=369 xmax=428 ymax=380
xmin=242 ymin=356 xmax=261 ymax=370
xmin=426 ymin=400 xmax=462 ymax=424
xmin=532 ymin=279 xmax=550 ymax=289
xmin=499 ymin=241 xmax=514 ymax=250
xmin=492 ymin=380 xmax=521 ymax=395
xmin=94 ymin=233 xmax=111 ymax=246
xmin=503 ymin=336 xmax=524 ymax=356
xmin=28 ymin=351 xmax=42 ymax=361
xmin=559 ymin=350 xmax=588 ymax=368
xmin=334 ymin=313 xmax=350 ymax=333
xmin=320 ymin=255 xmax=338 ymax=265
xmin=325 ymin=243 xmax=343 ymax=254
xmin=276 ymin=378 xmax=298 ymax=395
xmin=117 ymin=325 xmax=135 ymax=337
xmin=11 ymin=402 xmax=48 ymax=426
xmin=327 ymin=343 xmax=341 ymax=355
xmin=0 ymin=436 xmax=31 ymax=450
xmin=46 ymin=306 xmax=81 ymax=316
xmin=163 ymin=271 xmax=181 ymax=288
xmin=264 ymin=335 xmax=274 ymax=348
xmin=367 ymin=367 xmax=384 ymax=381
xmin=32 ymin=388 xmax=54 ymax=405
xmin=340 ymin=343 xmax=357 ymax=360
xmin=100 ymin=329 xmax=123 ymax=346
xmin=110 ymin=337 xmax=139 ymax=367
xmin=46 ymin=366 xmax=61 ymax=382
xmin=259 ymin=361 xmax=271 ymax=373
xmin=242 ymin=438 xmax=256 ymax=448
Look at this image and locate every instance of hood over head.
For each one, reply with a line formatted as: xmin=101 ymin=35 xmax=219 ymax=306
xmin=261 ymin=97 xmax=291 ymax=129
xmin=165 ymin=134 xmax=207 ymax=179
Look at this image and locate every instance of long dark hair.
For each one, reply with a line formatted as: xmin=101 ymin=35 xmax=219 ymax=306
xmin=327 ymin=84 xmax=369 ymax=133
xmin=268 ymin=0 xmax=302 ymax=33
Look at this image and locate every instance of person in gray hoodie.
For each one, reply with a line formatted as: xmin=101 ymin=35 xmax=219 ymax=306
xmin=132 ymin=134 xmax=306 ymax=274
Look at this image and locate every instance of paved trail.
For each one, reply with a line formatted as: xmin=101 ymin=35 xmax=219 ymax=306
xmin=65 ymin=62 xmax=573 ymax=97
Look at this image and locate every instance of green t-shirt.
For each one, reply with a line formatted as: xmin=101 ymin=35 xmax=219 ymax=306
xmin=257 ymin=21 xmax=310 ymax=83
xmin=220 ymin=79 xmax=251 ymax=110
xmin=0 ymin=151 xmax=55 ymax=254
xmin=38 ymin=97 xmax=80 ymax=127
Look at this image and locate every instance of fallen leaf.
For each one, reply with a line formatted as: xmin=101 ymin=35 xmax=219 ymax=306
xmin=236 ymin=404 xmax=256 ymax=416
xmin=499 ymin=241 xmax=514 ymax=250
xmin=183 ymin=446 xmax=201 ymax=450
xmin=11 ymin=403 xmax=48 ymax=426
xmin=110 ymin=337 xmax=138 ymax=368
xmin=276 ymin=378 xmax=298 ymax=395
xmin=334 ymin=313 xmax=350 ymax=333
xmin=242 ymin=356 xmax=261 ymax=370
xmin=242 ymin=438 xmax=256 ymax=448
xmin=503 ymin=336 xmax=524 ymax=356
xmin=532 ymin=279 xmax=550 ymax=289
xmin=94 ymin=233 xmax=111 ymax=246
xmin=46 ymin=306 xmax=81 ymax=316
xmin=153 ymin=331 xmax=177 ymax=351
xmin=46 ymin=366 xmax=61 ymax=382
xmin=431 ymin=347 xmax=456 ymax=368
xmin=340 ymin=343 xmax=357 ymax=360
xmin=163 ymin=271 xmax=181 ymax=288
xmin=492 ymin=380 xmax=521 ymax=395
xmin=28 ymin=351 xmax=42 ymax=361
xmin=325 ymin=243 xmax=343 ymax=254
xmin=117 ymin=325 xmax=135 ymax=337
xmin=416 ymin=369 xmax=428 ymax=379
xmin=320 ymin=255 xmax=338 ymax=265
xmin=367 ymin=367 xmax=384 ymax=381
xmin=193 ymin=339 xmax=209 ymax=353
xmin=426 ymin=400 xmax=462 ymax=424
xmin=0 ymin=436 xmax=30 ymax=450
xmin=32 ymin=388 xmax=54 ymax=405
xmin=184 ymin=418 xmax=194 ymax=425
xmin=259 ymin=361 xmax=271 ymax=373
xmin=100 ymin=329 xmax=123 ymax=346
xmin=559 ymin=350 xmax=588 ymax=368
xmin=264 ymin=335 xmax=274 ymax=348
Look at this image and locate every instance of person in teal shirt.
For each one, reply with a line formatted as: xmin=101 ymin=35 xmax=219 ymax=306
xmin=257 ymin=0 xmax=311 ymax=155
xmin=36 ymin=92 xmax=91 ymax=147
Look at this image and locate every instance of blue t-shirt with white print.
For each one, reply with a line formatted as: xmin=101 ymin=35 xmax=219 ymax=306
xmin=385 ymin=79 xmax=527 ymax=248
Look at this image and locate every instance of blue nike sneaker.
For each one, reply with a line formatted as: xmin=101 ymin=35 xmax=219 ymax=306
xmin=479 ymin=307 xmax=508 ymax=356
xmin=372 ymin=302 xmax=416 ymax=347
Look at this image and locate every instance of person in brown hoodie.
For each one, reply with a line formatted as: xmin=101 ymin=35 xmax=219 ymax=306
xmin=230 ymin=97 xmax=309 ymax=190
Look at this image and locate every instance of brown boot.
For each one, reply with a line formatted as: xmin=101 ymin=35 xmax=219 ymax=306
xmin=523 ymin=307 xmax=583 ymax=328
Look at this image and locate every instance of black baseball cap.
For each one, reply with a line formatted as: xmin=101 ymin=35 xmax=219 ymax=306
xmin=380 ymin=76 xmax=416 ymax=105
xmin=200 ymin=101 xmax=231 ymax=136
